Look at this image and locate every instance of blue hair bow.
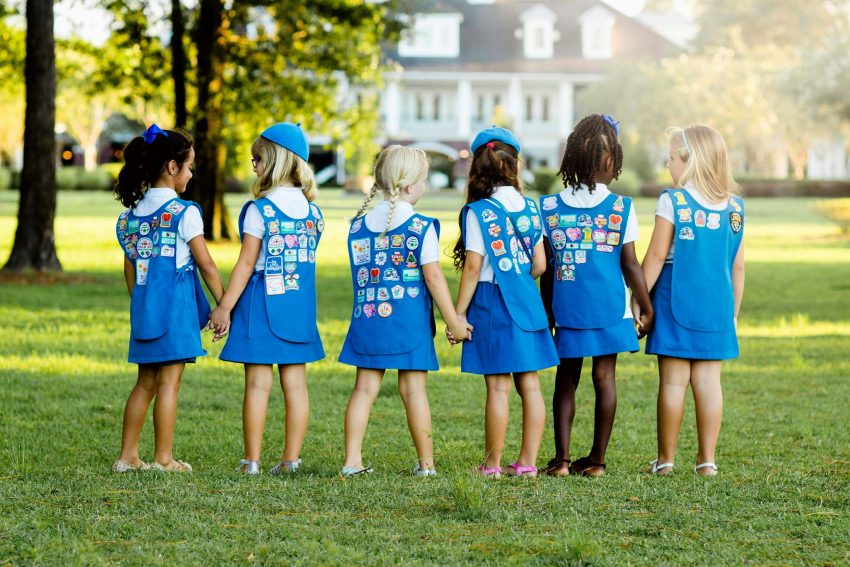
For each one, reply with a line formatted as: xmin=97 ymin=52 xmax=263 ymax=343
xmin=602 ymin=114 xmax=620 ymax=138
xmin=143 ymin=124 xmax=169 ymax=144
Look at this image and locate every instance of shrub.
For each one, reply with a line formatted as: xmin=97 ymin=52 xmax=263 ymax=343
xmin=815 ymin=198 xmax=850 ymax=234
xmin=78 ymin=168 xmax=114 ymax=191
xmin=0 ymin=167 xmax=11 ymax=190
xmin=56 ymin=167 xmax=80 ymax=191
xmin=530 ymin=167 xmax=561 ymax=195
xmin=610 ymin=168 xmax=641 ymax=196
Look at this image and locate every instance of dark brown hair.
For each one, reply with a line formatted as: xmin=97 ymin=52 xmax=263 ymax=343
xmin=451 ymin=141 xmax=521 ymax=270
xmin=114 ymin=128 xmax=194 ymax=208
xmin=559 ymin=114 xmax=623 ymax=193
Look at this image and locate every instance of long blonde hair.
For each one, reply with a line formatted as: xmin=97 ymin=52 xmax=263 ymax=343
xmin=666 ymin=124 xmax=740 ymax=203
xmin=251 ymin=136 xmax=317 ymax=201
xmin=352 ymin=145 xmax=428 ymax=235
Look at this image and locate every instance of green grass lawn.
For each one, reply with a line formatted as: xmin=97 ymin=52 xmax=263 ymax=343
xmin=1 ymin=189 xmax=848 ymax=565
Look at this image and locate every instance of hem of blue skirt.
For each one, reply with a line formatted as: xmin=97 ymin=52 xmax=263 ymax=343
xmin=338 ymin=353 xmax=438 ymax=372
xmin=645 ymin=347 xmax=738 ymax=360
xmin=129 ymin=352 xmax=205 ymax=364
xmin=460 ymin=360 xmax=558 ymax=375
xmin=556 ymin=347 xmax=639 ymax=359
xmin=220 ymin=352 xmax=325 ymax=365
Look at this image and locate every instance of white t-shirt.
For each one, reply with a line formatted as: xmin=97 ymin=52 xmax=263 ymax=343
xmin=364 ymin=200 xmax=440 ymax=265
xmin=242 ymin=186 xmax=313 ymax=270
xmin=544 ymin=184 xmax=639 ymax=319
xmin=655 ymin=182 xmax=729 ymax=261
xmin=130 ymin=187 xmax=204 ymax=269
xmin=465 ymin=186 xmax=543 ymax=282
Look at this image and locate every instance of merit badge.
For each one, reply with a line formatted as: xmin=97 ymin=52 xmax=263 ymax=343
xmin=268 ymin=235 xmax=285 ymax=256
xmin=674 ymin=192 xmax=687 ymax=206
xmin=151 ymin=246 xmax=159 ymax=258
xmin=308 ymin=236 xmax=317 ymax=249
xmin=285 ymin=262 xmax=297 ymax=274
xmin=730 ymin=212 xmax=743 ymax=233
xmin=406 ymin=236 xmax=419 ymax=250
xmin=707 ymin=213 xmax=721 ymax=230
xmin=151 ymin=217 xmax=159 ymax=230
xmin=311 ymin=204 xmax=321 ymax=218
xmin=374 ymin=236 xmax=389 ymax=250
xmin=498 ymin=257 xmax=513 ymax=272
xmin=118 ymin=218 xmax=128 ymax=232
xmin=375 ymin=252 xmax=387 ymax=266
xmin=580 ymin=243 xmax=593 ymax=250
xmin=124 ymin=243 xmax=137 ymax=259
xmin=561 ymin=215 xmax=576 ymax=227
xmin=410 ymin=218 xmax=427 ymax=234
xmin=363 ymin=304 xmax=376 ymax=318
xmin=370 ymin=268 xmax=381 ymax=284
xmin=582 ymin=228 xmax=593 ymax=242
xmin=136 ymin=237 xmax=153 ymax=258
xmin=490 ymin=240 xmax=507 ymax=256
xmin=384 ymin=268 xmax=400 ymax=282
xmin=266 ymin=274 xmax=285 ymax=296
xmin=309 ymin=250 xmax=316 ymax=263
xmin=678 ymin=208 xmax=692 ymax=223
xmin=284 ymin=274 xmax=300 ymax=291
xmin=509 ymin=237 xmax=519 ymax=256
xmin=608 ymin=214 xmax=622 ymax=230
xmin=160 ymin=245 xmax=175 ymax=257
xmin=152 ymin=231 xmax=160 ymax=246
xmin=139 ymin=222 xmax=151 ymax=236
xmin=281 ymin=221 xmax=296 ymax=234
xmin=317 ymin=218 xmax=325 ymax=232
xmin=547 ymin=214 xmax=559 ymax=229
xmin=351 ymin=238 xmax=371 ymax=265
xmin=377 ymin=287 xmax=390 ymax=301
xmin=262 ymin=204 xmax=275 ymax=218
xmin=160 ymin=212 xmax=172 ymax=228
xmin=407 ymin=287 xmax=420 ymax=299
xmin=551 ymin=229 xmax=567 ymax=251
xmin=161 ymin=231 xmax=176 ymax=245
xmin=128 ymin=220 xmax=139 ymax=234
xmin=565 ymin=228 xmax=582 ymax=242
xmin=575 ymin=250 xmax=587 ymax=264
xmin=353 ymin=305 xmax=362 ymax=318
xmin=268 ymin=220 xmax=280 ymax=235
xmin=679 ymin=227 xmax=695 ymax=240
xmin=391 ymin=251 xmax=404 ymax=265
xmin=488 ymin=223 xmax=502 ymax=238
xmin=357 ymin=290 xmax=365 ymax=303
xmin=391 ymin=234 xmax=405 ymax=248
xmin=284 ymin=235 xmax=299 ymax=248
xmin=516 ymin=216 xmax=531 ymax=233
xmin=523 ymin=236 xmax=532 ymax=250
xmin=391 ymin=285 xmax=405 ymax=299
xmin=729 ymin=198 xmax=742 ymax=212
xmin=542 ymin=196 xmax=558 ymax=210
xmin=305 ymin=219 xmax=314 ymax=231
xmin=165 ymin=201 xmax=185 ymax=215
xmin=694 ymin=210 xmax=706 ymax=228
xmin=284 ymin=249 xmax=298 ymax=262
xmin=298 ymin=249 xmax=308 ymax=263
xmin=406 ymin=252 xmax=417 ymax=268
xmin=119 ymin=210 xmax=130 ymax=219
xmin=402 ymin=269 xmax=420 ymax=282
xmin=296 ymin=222 xmax=306 ymax=234
xmin=565 ymin=243 xmax=579 ymax=250
xmin=606 ymin=232 xmax=621 ymax=246
xmin=378 ymin=302 xmax=393 ymax=318
xmin=350 ymin=218 xmax=363 ymax=234
xmin=298 ymin=235 xmax=308 ymax=248
xmin=366 ymin=288 xmax=376 ymax=301
xmin=592 ymin=229 xmax=608 ymax=244
xmin=265 ymin=256 xmax=283 ymax=275
xmin=594 ymin=214 xmax=607 ymax=228
xmin=504 ymin=221 xmax=515 ymax=236
xmin=613 ymin=196 xmax=625 ymax=212
xmin=135 ymin=259 xmax=149 ymax=286
xmin=531 ymin=215 xmax=541 ymax=229
xmin=563 ymin=251 xmax=574 ymax=264
xmin=596 ymin=244 xmax=614 ymax=253
xmin=481 ymin=209 xmax=498 ymax=222
xmin=577 ymin=214 xmax=592 ymax=227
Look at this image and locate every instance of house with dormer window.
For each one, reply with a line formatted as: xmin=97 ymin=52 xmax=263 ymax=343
xmin=379 ymin=0 xmax=679 ymax=180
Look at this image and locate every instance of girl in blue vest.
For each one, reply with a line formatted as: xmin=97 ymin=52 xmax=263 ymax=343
xmin=209 ymin=123 xmax=324 ymax=475
xmin=339 ymin=145 xmax=473 ymax=477
xmin=538 ymin=114 xmax=654 ymax=477
xmin=113 ymin=124 xmax=224 ymax=473
xmin=451 ymin=127 xmax=559 ymax=478
xmin=640 ymin=124 xmax=745 ymax=476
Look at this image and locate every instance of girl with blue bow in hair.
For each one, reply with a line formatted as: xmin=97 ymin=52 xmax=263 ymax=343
xmin=113 ymin=125 xmax=225 ymax=473
xmin=451 ymin=127 xmax=559 ymax=478
xmin=210 ymin=122 xmax=324 ymax=476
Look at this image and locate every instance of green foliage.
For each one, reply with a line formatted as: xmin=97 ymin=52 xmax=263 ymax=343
xmin=55 ymin=167 xmax=116 ymax=191
xmin=530 ymin=167 xmax=561 ymax=195
xmin=815 ymin=198 xmax=850 ymax=234
xmin=609 ymin=168 xmax=642 ymax=197
xmin=0 ymin=166 xmax=10 ymax=190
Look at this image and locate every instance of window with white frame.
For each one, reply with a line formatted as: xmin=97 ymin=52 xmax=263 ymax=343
xmin=518 ymin=4 xmax=558 ymax=59
xmin=579 ymin=6 xmax=615 ymax=59
xmin=398 ymin=13 xmax=463 ymax=58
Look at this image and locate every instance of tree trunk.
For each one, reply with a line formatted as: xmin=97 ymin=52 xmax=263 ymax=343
xmin=191 ymin=0 xmax=232 ymax=240
xmin=3 ymin=0 xmax=61 ymax=272
xmin=170 ymin=0 xmax=188 ymax=129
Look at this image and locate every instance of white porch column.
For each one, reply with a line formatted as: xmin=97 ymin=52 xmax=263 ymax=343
xmin=508 ymin=76 xmax=523 ymax=134
xmin=385 ymin=80 xmax=401 ymax=136
xmin=558 ymin=80 xmax=574 ymax=137
xmin=457 ymin=79 xmax=472 ymax=139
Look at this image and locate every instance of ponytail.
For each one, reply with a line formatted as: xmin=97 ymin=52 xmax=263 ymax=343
xmin=114 ymin=127 xmax=194 ymax=208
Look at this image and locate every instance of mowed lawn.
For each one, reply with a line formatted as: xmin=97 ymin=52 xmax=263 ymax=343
xmin=0 ymin=189 xmax=848 ymax=565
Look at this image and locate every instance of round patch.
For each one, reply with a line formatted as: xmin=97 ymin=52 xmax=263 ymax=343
xmin=139 ymin=222 xmax=151 ymax=236
xmin=267 ymin=235 xmax=285 ymax=255
xmin=317 ymin=219 xmax=325 ymax=232
xmin=592 ymin=229 xmax=608 ymax=244
xmin=136 ymin=237 xmax=153 ymax=258
xmin=516 ymin=215 xmax=531 ymax=233
xmin=498 ymin=257 xmax=513 ymax=271
xmin=551 ymin=229 xmax=566 ymax=250
xmin=406 ymin=236 xmax=419 ymax=250
xmin=378 ymin=302 xmax=393 ymax=318
xmin=357 ymin=266 xmax=369 ymax=287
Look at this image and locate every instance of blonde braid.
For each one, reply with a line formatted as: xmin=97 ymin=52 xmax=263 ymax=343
xmin=352 ymin=183 xmax=379 ymax=222
xmin=382 ymin=186 xmax=401 ymax=237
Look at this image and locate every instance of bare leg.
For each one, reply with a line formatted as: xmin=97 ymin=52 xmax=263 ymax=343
xmin=551 ymin=358 xmax=582 ymax=461
xmin=118 ymin=365 xmax=157 ymax=465
xmin=242 ymin=364 xmax=274 ymax=462
xmin=278 ymin=363 xmax=309 ymax=463
xmin=152 ymin=363 xmax=186 ymax=466
xmin=398 ymin=370 xmax=434 ymax=469
xmin=587 ymin=354 xmax=618 ymax=465
xmin=690 ymin=360 xmax=723 ymax=471
xmin=514 ymin=372 xmax=545 ymax=467
xmin=343 ymin=368 xmax=384 ymax=469
xmin=483 ymin=374 xmax=513 ymax=468
xmin=656 ymin=356 xmax=692 ymax=468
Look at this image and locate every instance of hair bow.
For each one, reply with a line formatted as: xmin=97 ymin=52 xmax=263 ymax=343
xmin=485 ymin=142 xmax=495 ymax=149
xmin=602 ymin=114 xmax=621 ymax=138
xmin=143 ymin=124 xmax=169 ymax=145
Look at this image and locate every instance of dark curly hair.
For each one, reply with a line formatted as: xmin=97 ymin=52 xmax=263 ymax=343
xmin=114 ymin=128 xmax=194 ymax=208
xmin=559 ymin=114 xmax=622 ymax=193
xmin=451 ymin=140 xmax=522 ymax=270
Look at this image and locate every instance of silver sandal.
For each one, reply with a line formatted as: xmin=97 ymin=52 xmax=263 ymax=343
xmin=235 ymin=459 xmax=260 ymax=475
xmin=269 ymin=459 xmax=302 ymax=475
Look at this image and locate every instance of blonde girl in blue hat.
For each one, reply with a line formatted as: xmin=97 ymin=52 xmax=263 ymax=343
xmin=450 ymin=127 xmax=559 ymax=478
xmin=640 ymin=124 xmax=745 ymax=476
xmin=209 ymin=122 xmax=324 ymax=475
xmin=113 ymin=125 xmax=225 ymax=473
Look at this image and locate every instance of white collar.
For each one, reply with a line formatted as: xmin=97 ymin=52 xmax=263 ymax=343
xmin=145 ymin=187 xmax=178 ymax=198
xmin=375 ymin=199 xmax=414 ymax=212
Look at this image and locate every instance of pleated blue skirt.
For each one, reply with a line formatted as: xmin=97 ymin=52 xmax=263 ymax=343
xmin=220 ymin=272 xmax=325 ymax=365
xmin=128 ymin=269 xmax=206 ymax=365
xmin=554 ymin=317 xmax=639 ymax=359
xmin=461 ymin=282 xmax=559 ymax=375
xmin=338 ymin=329 xmax=439 ymax=372
xmin=646 ymin=264 xmax=738 ymax=360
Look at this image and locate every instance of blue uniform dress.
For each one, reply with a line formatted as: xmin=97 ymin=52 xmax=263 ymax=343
xmin=646 ymin=190 xmax=745 ymax=360
xmin=461 ymin=196 xmax=559 ymax=375
xmin=116 ymin=198 xmax=210 ymax=364
xmin=338 ymin=214 xmax=440 ymax=371
xmin=220 ymin=198 xmax=325 ymax=364
xmin=540 ymin=192 xmax=639 ymax=358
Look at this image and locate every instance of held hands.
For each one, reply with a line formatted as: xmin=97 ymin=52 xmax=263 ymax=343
xmin=445 ymin=313 xmax=473 ymax=347
xmin=631 ymin=296 xmax=654 ymax=339
xmin=207 ymin=306 xmax=232 ymax=342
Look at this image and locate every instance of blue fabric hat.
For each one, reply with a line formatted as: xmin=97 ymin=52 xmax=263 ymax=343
xmin=260 ymin=122 xmax=309 ymax=161
xmin=471 ymin=126 xmax=521 ymax=154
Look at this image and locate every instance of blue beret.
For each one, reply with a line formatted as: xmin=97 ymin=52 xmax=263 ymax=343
xmin=471 ymin=126 xmax=521 ymax=154
xmin=260 ymin=122 xmax=309 ymax=161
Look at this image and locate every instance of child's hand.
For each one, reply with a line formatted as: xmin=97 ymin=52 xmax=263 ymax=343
xmin=446 ymin=315 xmax=473 ymax=346
xmin=637 ymin=307 xmax=654 ymax=339
xmin=208 ymin=306 xmax=232 ymax=342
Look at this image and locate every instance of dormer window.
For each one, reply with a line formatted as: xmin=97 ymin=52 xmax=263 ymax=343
xmin=518 ymin=4 xmax=559 ymax=59
xmin=398 ymin=13 xmax=464 ymax=58
xmin=579 ymin=6 xmax=615 ymax=59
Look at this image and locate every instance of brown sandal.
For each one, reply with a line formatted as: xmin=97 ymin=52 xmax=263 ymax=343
xmin=542 ymin=458 xmax=571 ymax=476
xmin=570 ymin=456 xmax=606 ymax=477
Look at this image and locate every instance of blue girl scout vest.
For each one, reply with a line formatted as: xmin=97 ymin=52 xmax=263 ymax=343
xmin=666 ymin=189 xmax=744 ymax=332
xmin=237 ymin=197 xmax=324 ymax=343
xmin=116 ymin=198 xmax=210 ymax=340
xmin=346 ymin=213 xmax=439 ymax=354
xmin=463 ymin=196 xmax=548 ymax=332
xmin=540 ymin=192 xmax=632 ymax=329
